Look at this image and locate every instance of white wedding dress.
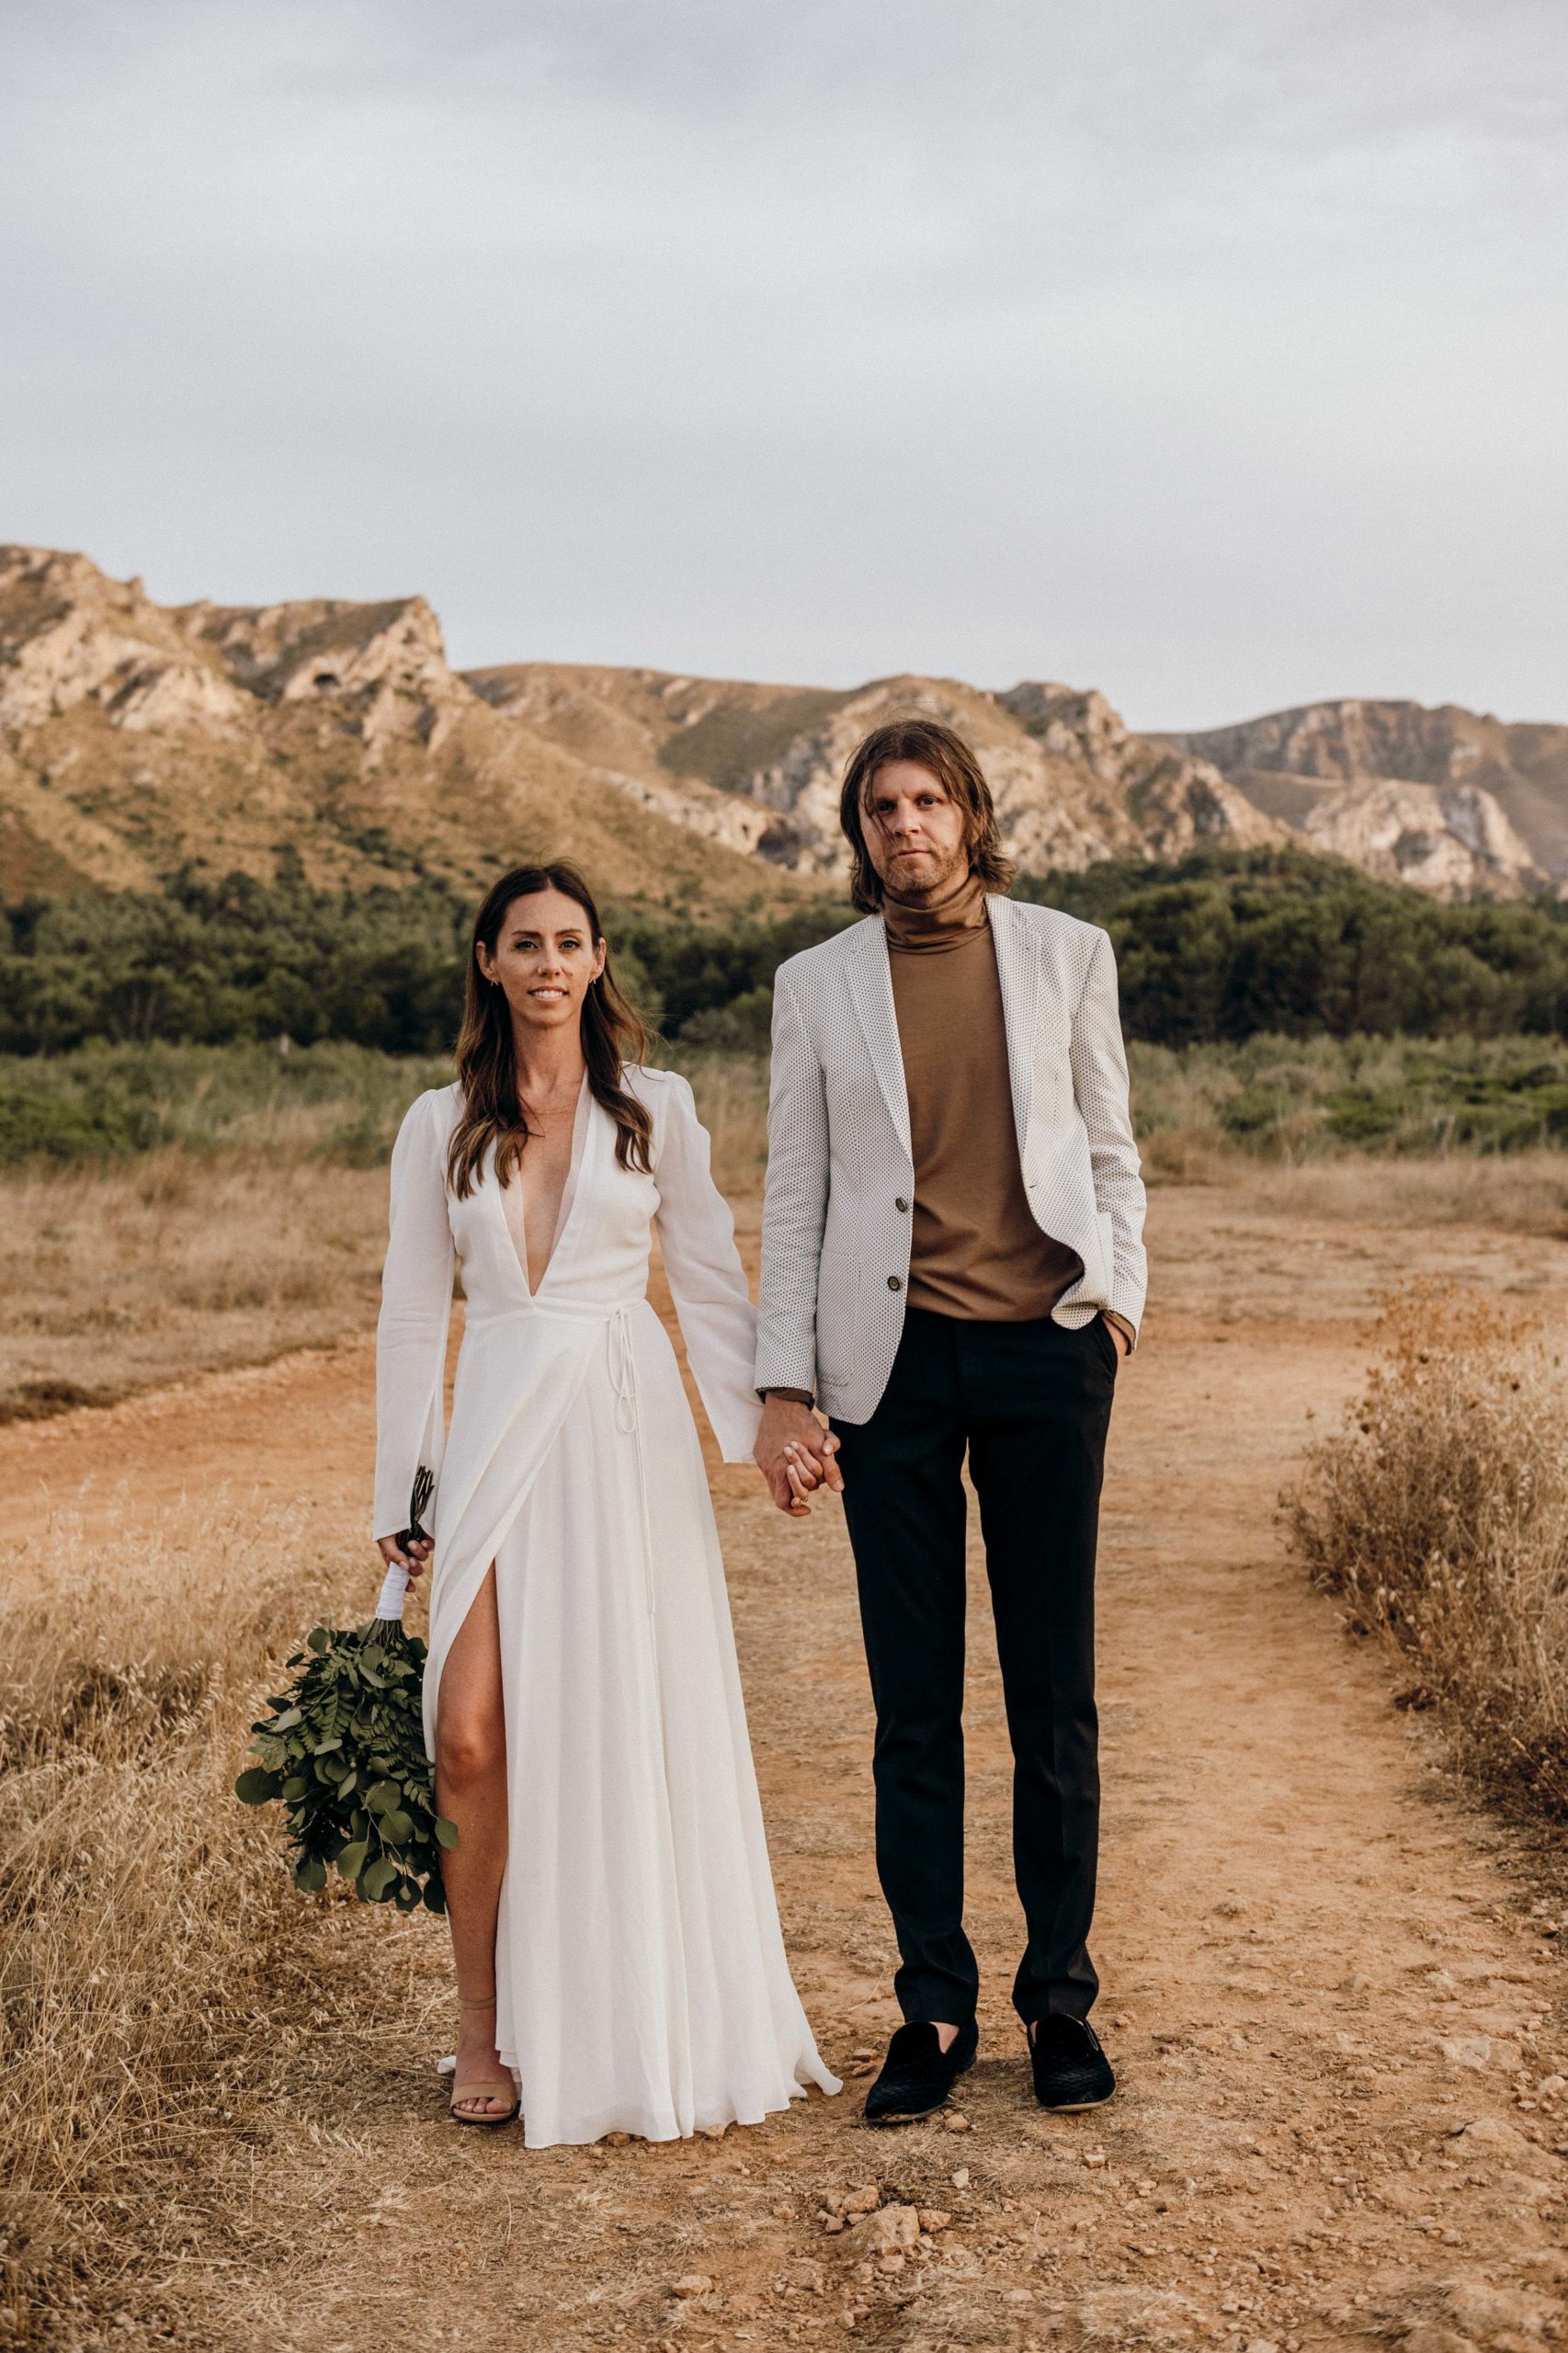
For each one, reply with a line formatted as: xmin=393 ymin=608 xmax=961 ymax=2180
xmin=374 ymin=1066 xmax=839 ymax=2148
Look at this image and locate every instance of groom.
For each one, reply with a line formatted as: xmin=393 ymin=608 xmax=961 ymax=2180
xmin=754 ymin=717 xmax=1147 ymax=2120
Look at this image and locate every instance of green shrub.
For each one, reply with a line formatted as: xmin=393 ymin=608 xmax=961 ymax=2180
xmin=0 ymin=1086 xmax=156 ymax=1162
xmin=677 ymin=987 xmax=776 ymax=1052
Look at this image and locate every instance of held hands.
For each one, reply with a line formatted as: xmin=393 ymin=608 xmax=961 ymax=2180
xmin=755 ymin=1394 xmax=845 ymax=1518
xmin=376 ymin=1530 xmax=435 ymax=1580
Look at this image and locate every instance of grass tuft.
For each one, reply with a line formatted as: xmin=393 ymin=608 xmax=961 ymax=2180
xmin=1284 ymin=1281 xmax=1568 ymax=1820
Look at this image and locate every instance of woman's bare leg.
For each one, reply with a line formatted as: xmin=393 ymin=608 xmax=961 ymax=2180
xmin=434 ymin=1565 xmax=512 ymax=2118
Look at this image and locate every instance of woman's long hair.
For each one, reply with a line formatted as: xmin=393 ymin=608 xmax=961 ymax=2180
xmin=447 ymin=861 xmax=653 ymax=1200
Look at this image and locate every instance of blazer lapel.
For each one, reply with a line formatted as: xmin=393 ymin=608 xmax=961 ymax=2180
xmin=846 ymin=917 xmax=912 ymax=1159
xmin=987 ymin=895 xmax=1041 ymax=1158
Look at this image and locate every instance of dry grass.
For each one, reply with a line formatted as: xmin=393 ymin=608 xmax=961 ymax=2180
xmin=1285 ymin=1280 xmax=1568 ymax=1819
xmin=673 ymin=1049 xmax=769 ymax=1190
xmin=1145 ymin=1139 xmax=1568 ymax=1234
xmin=0 ymin=1489 xmax=441 ymax=2348
xmin=0 ymin=1155 xmax=390 ymax=1422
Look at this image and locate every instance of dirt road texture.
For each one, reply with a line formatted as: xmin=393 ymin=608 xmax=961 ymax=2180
xmin=9 ymin=1185 xmax=1568 ymax=2353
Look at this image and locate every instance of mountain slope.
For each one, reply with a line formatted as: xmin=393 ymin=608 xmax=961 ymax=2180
xmin=0 ymin=548 xmax=819 ymax=916
xmin=467 ymin=664 xmax=1286 ymax=878
xmin=1165 ymin=700 xmax=1568 ymax=896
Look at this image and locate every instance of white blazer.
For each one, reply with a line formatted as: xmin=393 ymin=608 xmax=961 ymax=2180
xmin=755 ymin=894 xmax=1148 ymax=1427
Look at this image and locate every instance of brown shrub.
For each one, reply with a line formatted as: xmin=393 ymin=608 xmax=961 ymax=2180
xmin=1284 ymin=1280 xmax=1568 ymax=1817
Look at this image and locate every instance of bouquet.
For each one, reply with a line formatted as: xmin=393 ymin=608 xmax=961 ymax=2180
xmin=235 ymin=1468 xmax=456 ymax=1913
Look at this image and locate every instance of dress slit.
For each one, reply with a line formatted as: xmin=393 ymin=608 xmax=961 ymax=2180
xmin=432 ymin=1558 xmax=507 ymax=1747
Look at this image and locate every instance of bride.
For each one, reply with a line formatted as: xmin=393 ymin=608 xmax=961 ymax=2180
xmin=375 ymin=860 xmax=839 ymax=2144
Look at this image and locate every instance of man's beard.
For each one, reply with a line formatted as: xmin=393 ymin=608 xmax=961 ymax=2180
xmin=880 ymin=848 xmax=971 ymax=908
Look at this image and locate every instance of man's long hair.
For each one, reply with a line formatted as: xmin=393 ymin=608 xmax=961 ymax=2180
xmin=447 ymin=860 xmax=653 ymax=1200
xmin=837 ymin=717 xmax=1016 ymax=914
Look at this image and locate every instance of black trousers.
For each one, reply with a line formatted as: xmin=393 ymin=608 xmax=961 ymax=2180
xmin=830 ymin=1307 xmax=1116 ymax=2028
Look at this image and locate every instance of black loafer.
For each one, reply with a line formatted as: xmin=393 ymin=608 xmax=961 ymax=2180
xmin=1028 ymin=2015 xmax=1115 ymax=2109
xmin=863 ymin=2018 xmax=979 ymax=2124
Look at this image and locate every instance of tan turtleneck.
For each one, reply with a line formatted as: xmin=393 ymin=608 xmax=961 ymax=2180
xmin=884 ymin=872 xmax=1083 ymax=1323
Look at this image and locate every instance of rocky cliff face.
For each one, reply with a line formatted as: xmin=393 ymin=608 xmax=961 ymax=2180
xmin=0 ymin=546 xmax=480 ymax=757
xmin=0 ymin=547 xmax=810 ymax=913
xmin=181 ymin=592 xmax=479 ymax=759
xmin=1166 ymin=700 xmax=1568 ymax=895
xmin=0 ymin=546 xmax=250 ymax=734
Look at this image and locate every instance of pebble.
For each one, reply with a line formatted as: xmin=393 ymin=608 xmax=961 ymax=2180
xmin=950 ymin=2167 xmax=971 ymax=2188
xmin=1084 ymin=2152 xmax=1107 ymax=2170
xmin=944 ymin=2112 xmax=971 ymax=2133
xmin=669 ymin=2276 xmax=712 ymax=2299
xmin=917 ymin=2210 xmax=951 ymax=2233
xmin=862 ymin=2205 xmax=921 ymax=2255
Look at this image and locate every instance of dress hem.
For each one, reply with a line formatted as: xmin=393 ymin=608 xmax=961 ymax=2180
xmin=513 ymin=2068 xmax=842 ymax=2152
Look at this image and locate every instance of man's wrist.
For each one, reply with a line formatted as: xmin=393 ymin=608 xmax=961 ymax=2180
xmin=1102 ymin=1310 xmax=1136 ymax=1352
xmin=759 ymin=1386 xmax=815 ymax=1408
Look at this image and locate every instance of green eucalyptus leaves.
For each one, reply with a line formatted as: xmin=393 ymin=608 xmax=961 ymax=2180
xmin=235 ymin=1469 xmax=454 ymax=1911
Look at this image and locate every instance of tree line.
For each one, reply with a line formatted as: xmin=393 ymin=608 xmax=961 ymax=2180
xmin=4 ymin=849 xmax=1568 ymax=1057
xmin=1023 ymin=849 xmax=1568 ymax=1045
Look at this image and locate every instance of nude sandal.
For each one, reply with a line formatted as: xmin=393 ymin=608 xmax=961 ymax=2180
xmin=450 ymin=1993 xmax=520 ymax=2128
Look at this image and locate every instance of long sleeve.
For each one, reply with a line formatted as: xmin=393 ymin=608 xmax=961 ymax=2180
xmin=1071 ymin=930 xmax=1148 ymax=1340
xmin=374 ymin=1090 xmax=456 ymax=1539
xmin=653 ymin=1073 xmax=763 ymax=1462
xmin=753 ymin=967 xmax=829 ymax=1399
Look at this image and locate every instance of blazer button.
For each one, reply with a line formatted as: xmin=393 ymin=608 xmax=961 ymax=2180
xmin=887 ymin=1275 xmax=903 ymax=1291
xmin=895 ymin=1197 xmax=909 ymax=1213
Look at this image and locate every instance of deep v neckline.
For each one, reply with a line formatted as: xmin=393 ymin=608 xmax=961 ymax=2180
xmin=497 ymin=1075 xmax=594 ymax=1299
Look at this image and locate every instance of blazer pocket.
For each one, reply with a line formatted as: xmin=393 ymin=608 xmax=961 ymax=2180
xmin=815 ymin=1248 xmax=859 ymax=1388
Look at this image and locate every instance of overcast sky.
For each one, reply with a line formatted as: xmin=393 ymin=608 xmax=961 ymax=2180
xmin=1 ymin=0 xmax=1563 ymax=727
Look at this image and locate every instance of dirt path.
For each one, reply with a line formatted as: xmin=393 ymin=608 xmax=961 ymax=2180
xmin=14 ymin=1188 xmax=1568 ymax=2353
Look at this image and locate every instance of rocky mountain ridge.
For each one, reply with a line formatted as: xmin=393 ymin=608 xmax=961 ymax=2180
xmin=466 ymin=661 xmax=1285 ymax=880
xmin=1165 ymin=700 xmax=1568 ymax=896
xmin=0 ymin=546 xmax=807 ymax=914
xmin=3 ymin=544 xmax=1562 ymax=910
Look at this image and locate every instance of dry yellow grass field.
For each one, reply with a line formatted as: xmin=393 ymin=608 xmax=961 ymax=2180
xmin=6 ymin=1140 xmax=1568 ymax=2351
